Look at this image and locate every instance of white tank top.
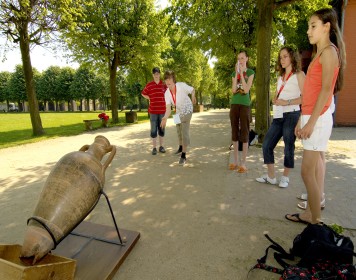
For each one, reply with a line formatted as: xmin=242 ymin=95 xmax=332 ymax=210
xmin=277 ymin=73 xmax=301 ymax=113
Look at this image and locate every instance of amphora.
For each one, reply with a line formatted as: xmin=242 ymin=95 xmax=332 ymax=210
xmin=21 ymin=135 xmax=116 ymax=264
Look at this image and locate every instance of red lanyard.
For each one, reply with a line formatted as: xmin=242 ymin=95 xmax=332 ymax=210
xmin=170 ymin=85 xmax=177 ymax=111
xmin=276 ymin=71 xmax=293 ymax=99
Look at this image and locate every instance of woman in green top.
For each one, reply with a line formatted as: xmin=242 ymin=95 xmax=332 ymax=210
xmin=229 ymin=50 xmax=255 ymax=173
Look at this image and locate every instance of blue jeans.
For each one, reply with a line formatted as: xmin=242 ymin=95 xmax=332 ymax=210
xmin=262 ymin=111 xmax=300 ymax=168
xmin=150 ymin=113 xmax=165 ymax=138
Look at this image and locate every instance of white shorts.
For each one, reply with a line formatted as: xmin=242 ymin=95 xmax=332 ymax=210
xmin=301 ymin=108 xmax=333 ymax=152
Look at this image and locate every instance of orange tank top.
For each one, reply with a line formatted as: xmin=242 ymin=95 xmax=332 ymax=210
xmin=301 ymin=51 xmax=339 ymax=115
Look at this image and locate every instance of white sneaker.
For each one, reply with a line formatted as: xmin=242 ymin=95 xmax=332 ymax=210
xmin=256 ymin=175 xmax=277 ymax=185
xmin=279 ymin=176 xmax=289 ymax=188
xmin=250 ymin=135 xmax=259 ymax=146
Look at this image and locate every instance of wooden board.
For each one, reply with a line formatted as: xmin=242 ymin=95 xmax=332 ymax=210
xmin=53 ymin=221 xmax=140 ymax=280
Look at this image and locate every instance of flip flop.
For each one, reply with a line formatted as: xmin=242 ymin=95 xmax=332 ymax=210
xmin=237 ymin=166 xmax=248 ymax=173
xmin=229 ymin=163 xmax=237 ymax=170
xmin=284 ymin=213 xmax=310 ymax=225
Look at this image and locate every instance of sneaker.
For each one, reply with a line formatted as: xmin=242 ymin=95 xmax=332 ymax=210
xmin=250 ymin=135 xmax=259 ymax=146
xmin=279 ymin=176 xmax=289 ymax=188
xmin=159 ymin=146 xmax=166 ymax=153
xmin=256 ymin=175 xmax=277 ymax=185
xmin=174 ymin=148 xmax=182 ymax=155
xmin=178 ymin=157 xmax=186 ymax=166
xmin=152 ymin=148 xmax=157 ymax=155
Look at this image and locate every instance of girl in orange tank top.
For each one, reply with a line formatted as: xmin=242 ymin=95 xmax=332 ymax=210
xmin=285 ymin=8 xmax=346 ymax=225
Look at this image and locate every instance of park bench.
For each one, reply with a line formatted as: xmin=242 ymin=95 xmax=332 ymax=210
xmin=83 ymin=119 xmax=108 ymax=130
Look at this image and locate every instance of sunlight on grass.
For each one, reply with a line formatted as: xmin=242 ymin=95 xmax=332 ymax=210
xmin=0 ymin=111 xmax=149 ymax=149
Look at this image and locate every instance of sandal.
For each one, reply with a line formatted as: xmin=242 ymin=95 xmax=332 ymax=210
xmin=297 ymin=192 xmax=325 ymax=201
xmin=229 ymin=163 xmax=237 ymax=170
xmin=285 ymin=213 xmax=310 ymax=225
xmin=297 ymin=199 xmax=325 ymax=210
xmin=237 ymin=166 xmax=248 ymax=173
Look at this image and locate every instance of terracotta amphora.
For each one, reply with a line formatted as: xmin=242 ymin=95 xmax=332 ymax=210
xmin=21 ymin=135 xmax=116 ymax=264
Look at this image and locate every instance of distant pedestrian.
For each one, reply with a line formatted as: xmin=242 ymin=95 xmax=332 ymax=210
xmin=229 ymin=50 xmax=255 ymax=173
xmin=256 ymin=46 xmax=305 ymax=188
xmin=285 ymin=8 xmax=346 ymax=225
xmin=160 ymin=70 xmax=196 ymax=166
xmin=142 ymin=67 xmax=167 ymax=155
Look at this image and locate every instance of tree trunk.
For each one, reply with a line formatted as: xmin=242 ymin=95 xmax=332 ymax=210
xmin=19 ymin=29 xmax=44 ymax=136
xmin=109 ymin=52 xmax=120 ymax=123
xmin=255 ymin=0 xmax=274 ymax=141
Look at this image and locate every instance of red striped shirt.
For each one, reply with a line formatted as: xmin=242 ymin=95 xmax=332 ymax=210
xmin=142 ymin=80 xmax=166 ymax=114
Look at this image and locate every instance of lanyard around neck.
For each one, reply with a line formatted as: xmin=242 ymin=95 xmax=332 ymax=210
xmin=170 ymin=85 xmax=177 ymax=106
xmin=277 ymin=71 xmax=293 ymax=99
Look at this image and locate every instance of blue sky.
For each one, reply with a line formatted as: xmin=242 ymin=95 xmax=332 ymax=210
xmin=0 ymin=0 xmax=170 ymax=72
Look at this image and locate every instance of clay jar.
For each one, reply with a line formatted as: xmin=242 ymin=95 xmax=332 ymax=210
xmin=21 ymin=135 xmax=116 ymax=264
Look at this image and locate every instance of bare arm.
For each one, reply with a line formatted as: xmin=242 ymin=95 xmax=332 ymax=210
xmin=241 ymin=73 xmax=254 ymax=94
xmin=160 ymin=104 xmax=172 ymax=128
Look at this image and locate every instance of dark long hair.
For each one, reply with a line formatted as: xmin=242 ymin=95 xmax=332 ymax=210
xmin=312 ymin=8 xmax=346 ymax=93
xmin=276 ymin=46 xmax=301 ymax=76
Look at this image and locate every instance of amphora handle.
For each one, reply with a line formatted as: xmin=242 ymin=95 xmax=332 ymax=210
xmin=79 ymin=144 xmax=116 ymax=172
xmin=102 ymin=145 xmax=116 ymax=172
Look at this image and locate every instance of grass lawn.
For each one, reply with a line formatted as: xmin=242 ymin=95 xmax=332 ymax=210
xmin=0 ymin=111 xmax=149 ymax=149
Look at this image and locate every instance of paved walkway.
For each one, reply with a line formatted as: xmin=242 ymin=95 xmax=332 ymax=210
xmin=0 ymin=109 xmax=355 ymax=279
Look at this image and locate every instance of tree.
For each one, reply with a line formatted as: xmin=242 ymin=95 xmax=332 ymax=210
xmin=70 ymin=66 xmax=100 ymax=111
xmin=0 ymin=71 xmax=11 ymax=106
xmin=38 ymin=66 xmax=62 ymax=111
xmin=0 ymin=0 xmax=85 ymax=135
xmin=254 ymin=0 xmax=329 ymax=140
xmin=171 ymin=0 xmax=330 ymax=140
xmin=62 ymin=0 xmax=163 ymax=123
xmin=56 ymin=67 xmax=76 ymax=111
xmin=8 ymin=65 xmax=28 ymax=111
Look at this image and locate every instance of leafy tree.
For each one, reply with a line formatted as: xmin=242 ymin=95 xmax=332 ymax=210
xmin=171 ymin=0 xmax=330 ymax=139
xmin=0 ymin=71 xmax=11 ymax=105
xmin=8 ymin=65 xmax=27 ymax=111
xmin=70 ymin=66 xmax=101 ymax=111
xmin=0 ymin=0 xmax=85 ymax=135
xmin=39 ymin=66 xmax=62 ymax=111
xmin=62 ymin=0 xmax=163 ymax=123
xmin=254 ymin=0 xmax=329 ymax=140
xmin=56 ymin=67 xmax=76 ymax=111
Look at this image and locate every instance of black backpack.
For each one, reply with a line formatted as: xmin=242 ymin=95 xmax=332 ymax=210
xmin=251 ymin=224 xmax=356 ymax=279
xmin=291 ymin=223 xmax=355 ymax=267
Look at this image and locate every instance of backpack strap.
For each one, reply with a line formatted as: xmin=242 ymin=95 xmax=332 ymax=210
xmin=263 ymin=233 xmax=295 ymax=268
xmin=248 ymin=233 xmax=294 ymax=277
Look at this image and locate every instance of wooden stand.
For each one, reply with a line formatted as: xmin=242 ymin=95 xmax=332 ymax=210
xmin=53 ymin=221 xmax=140 ymax=280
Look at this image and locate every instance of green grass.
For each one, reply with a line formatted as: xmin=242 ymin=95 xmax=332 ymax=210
xmin=0 ymin=111 xmax=149 ymax=149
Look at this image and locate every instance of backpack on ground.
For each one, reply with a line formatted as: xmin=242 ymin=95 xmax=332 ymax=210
xmin=250 ymin=223 xmax=356 ymax=279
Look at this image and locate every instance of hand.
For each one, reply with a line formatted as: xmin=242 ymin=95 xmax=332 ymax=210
xmin=274 ymin=99 xmax=286 ymax=106
xmin=297 ymin=121 xmax=314 ymax=140
xmin=160 ymin=118 xmax=167 ymax=128
xmin=192 ymin=96 xmax=197 ymax=105
xmin=235 ymin=63 xmax=239 ymax=73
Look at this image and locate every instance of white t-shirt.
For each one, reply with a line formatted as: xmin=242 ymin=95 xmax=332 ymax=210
xmin=164 ymin=82 xmax=194 ymax=116
xmin=277 ymin=74 xmax=301 ymax=113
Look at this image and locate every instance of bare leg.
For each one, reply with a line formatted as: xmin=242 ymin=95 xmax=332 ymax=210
xmin=301 ymin=150 xmax=322 ymax=224
xmin=232 ymin=141 xmax=239 ymax=166
xmin=152 ymin=137 xmax=157 ymax=148
xmin=267 ymin=163 xmax=276 ymax=179
xmin=240 ymin=142 xmax=248 ymax=168
xmin=283 ymin=167 xmax=290 ymax=177
xmin=319 ymin=152 xmax=326 ymax=199
xmin=159 ymin=136 xmax=164 ymax=147
xmin=182 ymin=145 xmax=187 ymax=153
